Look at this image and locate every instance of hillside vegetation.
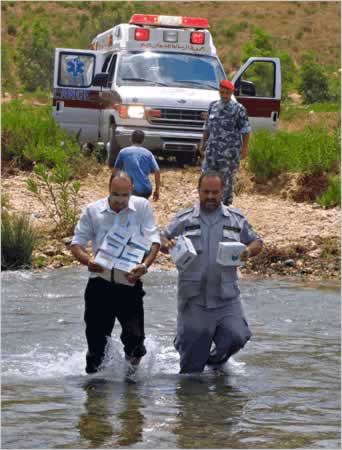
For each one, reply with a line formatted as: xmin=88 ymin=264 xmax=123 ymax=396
xmin=1 ymin=2 xmax=340 ymax=274
xmin=1 ymin=1 xmax=341 ymax=94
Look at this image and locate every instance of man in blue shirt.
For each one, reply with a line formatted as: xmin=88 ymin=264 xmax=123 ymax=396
xmin=114 ymin=130 xmax=161 ymax=201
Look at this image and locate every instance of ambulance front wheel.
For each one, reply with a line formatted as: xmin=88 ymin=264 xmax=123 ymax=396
xmin=107 ymin=125 xmax=121 ymax=167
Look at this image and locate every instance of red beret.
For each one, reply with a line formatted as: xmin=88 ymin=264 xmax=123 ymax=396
xmin=220 ymin=79 xmax=235 ymax=91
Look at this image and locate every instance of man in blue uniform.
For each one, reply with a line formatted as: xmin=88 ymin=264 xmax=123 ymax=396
xmin=161 ymin=171 xmax=262 ymax=374
xmin=200 ymin=79 xmax=251 ymax=206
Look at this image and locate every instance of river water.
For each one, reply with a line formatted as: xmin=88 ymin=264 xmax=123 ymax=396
xmin=1 ymin=267 xmax=340 ymax=449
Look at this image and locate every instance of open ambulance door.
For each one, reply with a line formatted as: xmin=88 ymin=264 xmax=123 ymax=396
xmin=53 ymin=49 xmax=109 ymax=143
xmin=232 ymin=57 xmax=281 ymax=132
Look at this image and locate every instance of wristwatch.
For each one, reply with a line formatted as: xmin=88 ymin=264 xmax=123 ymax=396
xmin=141 ymin=263 xmax=148 ymax=274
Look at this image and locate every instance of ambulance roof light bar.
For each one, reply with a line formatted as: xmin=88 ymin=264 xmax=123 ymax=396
xmin=129 ymin=14 xmax=209 ymax=29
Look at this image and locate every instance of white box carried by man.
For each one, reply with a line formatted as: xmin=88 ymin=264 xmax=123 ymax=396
xmin=216 ymin=241 xmax=246 ymax=266
xmin=95 ymin=226 xmax=152 ymax=285
xmin=170 ymin=235 xmax=197 ymax=270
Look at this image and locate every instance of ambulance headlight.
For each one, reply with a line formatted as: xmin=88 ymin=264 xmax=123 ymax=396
xmin=127 ymin=105 xmax=145 ymax=119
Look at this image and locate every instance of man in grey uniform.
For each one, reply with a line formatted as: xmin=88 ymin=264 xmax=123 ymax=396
xmin=161 ymin=171 xmax=262 ymax=374
xmin=200 ymin=79 xmax=251 ymax=206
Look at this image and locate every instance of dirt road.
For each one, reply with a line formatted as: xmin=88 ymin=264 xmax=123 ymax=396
xmin=2 ymin=165 xmax=340 ymax=280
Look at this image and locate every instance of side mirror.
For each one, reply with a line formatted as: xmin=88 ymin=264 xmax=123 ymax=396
xmin=240 ymin=80 xmax=256 ymax=97
xmin=92 ymin=73 xmax=109 ymax=87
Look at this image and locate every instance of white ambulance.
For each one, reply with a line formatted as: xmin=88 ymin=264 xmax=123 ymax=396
xmin=53 ymin=14 xmax=281 ymax=165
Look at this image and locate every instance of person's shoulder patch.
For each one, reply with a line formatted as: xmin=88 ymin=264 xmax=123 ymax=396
xmin=175 ymin=206 xmax=194 ymax=218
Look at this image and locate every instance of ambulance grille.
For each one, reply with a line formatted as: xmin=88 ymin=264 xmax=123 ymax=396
xmin=148 ymin=109 xmax=205 ymax=129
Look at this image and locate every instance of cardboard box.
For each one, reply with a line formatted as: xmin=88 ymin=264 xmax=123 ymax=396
xmin=169 ymin=235 xmax=197 ymax=270
xmin=113 ymin=259 xmax=137 ymax=286
xmin=121 ymin=245 xmax=145 ymax=264
xmin=216 ymin=241 xmax=246 ymax=266
xmin=99 ymin=238 xmax=124 ymax=258
xmin=107 ymin=225 xmax=131 ymax=246
xmin=95 ymin=250 xmax=115 ymax=270
xmin=129 ymin=232 xmax=152 ymax=253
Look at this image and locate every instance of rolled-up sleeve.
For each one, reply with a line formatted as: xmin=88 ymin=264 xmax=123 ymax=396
xmin=71 ymin=207 xmax=94 ymax=248
xmin=240 ymin=218 xmax=262 ymax=246
xmin=141 ymin=203 xmax=160 ymax=244
xmin=149 ymin=154 xmax=160 ymax=173
xmin=238 ymin=105 xmax=252 ymax=134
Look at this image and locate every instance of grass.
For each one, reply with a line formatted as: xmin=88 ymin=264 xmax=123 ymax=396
xmin=281 ymin=102 xmax=340 ymax=121
xmin=1 ymin=210 xmax=40 ymax=270
xmin=248 ymin=126 xmax=340 ymax=179
xmin=1 ymin=99 xmax=100 ymax=175
xmin=316 ymin=175 xmax=341 ymax=208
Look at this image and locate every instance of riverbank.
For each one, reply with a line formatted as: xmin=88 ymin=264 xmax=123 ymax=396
xmin=2 ymin=164 xmax=340 ymax=281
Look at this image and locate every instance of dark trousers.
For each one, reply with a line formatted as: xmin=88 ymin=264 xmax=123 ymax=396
xmin=84 ymin=277 xmax=146 ymax=374
xmin=132 ymin=191 xmax=151 ymax=199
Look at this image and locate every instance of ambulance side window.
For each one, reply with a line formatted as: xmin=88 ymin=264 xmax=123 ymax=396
xmin=107 ymin=55 xmax=117 ymax=87
xmin=58 ymin=52 xmax=95 ymax=88
xmin=235 ymin=61 xmax=275 ymax=98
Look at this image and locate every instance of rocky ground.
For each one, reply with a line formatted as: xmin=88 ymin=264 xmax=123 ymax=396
xmin=2 ymin=163 xmax=340 ymax=282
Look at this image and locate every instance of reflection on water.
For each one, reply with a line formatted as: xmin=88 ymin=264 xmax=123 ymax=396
xmin=78 ymin=379 xmax=144 ymax=448
xmin=173 ymin=376 xmax=248 ymax=449
xmin=1 ymin=267 xmax=340 ymax=449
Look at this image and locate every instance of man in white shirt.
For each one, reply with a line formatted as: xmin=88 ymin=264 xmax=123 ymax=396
xmin=71 ymin=170 xmax=160 ymax=374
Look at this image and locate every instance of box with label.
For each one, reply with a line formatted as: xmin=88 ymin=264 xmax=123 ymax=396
xmin=99 ymin=238 xmax=124 ymax=258
xmin=121 ymin=245 xmax=145 ymax=264
xmin=114 ymin=259 xmax=137 ymax=286
xmin=216 ymin=241 xmax=246 ymax=266
xmin=107 ymin=225 xmax=131 ymax=246
xmin=169 ymin=235 xmax=197 ymax=270
xmin=95 ymin=250 xmax=115 ymax=270
xmin=129 ymin=232 xmax=152 ymax=253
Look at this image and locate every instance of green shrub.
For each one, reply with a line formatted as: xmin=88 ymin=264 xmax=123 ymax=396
xmin=298 ymin=54 xmax=330 ymax=103
xmin=248 ymin=127 xmax=340 ymax=178
xmin=1 ymin=41 xmax=16 ymax=91
xmin=1 ymin=210 xmax=40 ymax=270
xmin=2 ymin=100 xmax=82 ymax=169
xmin=316 ymin=175 xmax=341 ymax=208
xmin=16 ymin=20 xmax=54 ymax=91
xmin=7 ymin=23 xmax=17 ymax=35
xmin=242 ymin=27 xmax=297 ymax=99
xmin=27 ymin=163 xmax=81 ymax=237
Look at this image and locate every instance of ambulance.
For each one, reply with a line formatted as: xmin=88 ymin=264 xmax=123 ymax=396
xmin=53 ymin=14 xmax=281 ymax=165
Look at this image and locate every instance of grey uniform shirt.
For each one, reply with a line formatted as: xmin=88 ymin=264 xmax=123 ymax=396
xmin=163 ymin=202 xmax=261 ymax=310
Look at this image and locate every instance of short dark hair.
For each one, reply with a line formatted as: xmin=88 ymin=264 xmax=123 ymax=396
xmin=131 ymin=129 xmax=145 ymax=144
xmin=198 ymin=170 xmax=224 ymax=189
xmin=109 ymin=169 xmax=133 ymax=190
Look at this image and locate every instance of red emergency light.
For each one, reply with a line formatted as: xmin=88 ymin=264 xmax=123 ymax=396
xmin=135 ymin=28 xmax=150 ymax=41
xmin=130 ymin=14 xmax=209 ymax=29
xmin=130 ymin=14 xmax=159 ymax=25
xmin=182 ymin=17 xmax=209 ymax=28
xmin=190 ymin=31 xmax=205 ymax=45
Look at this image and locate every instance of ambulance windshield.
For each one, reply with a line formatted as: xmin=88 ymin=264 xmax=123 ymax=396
xmin=117 ymin=52 xmax=224 ymax=89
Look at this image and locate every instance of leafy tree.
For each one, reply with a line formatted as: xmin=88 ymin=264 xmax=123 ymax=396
xmin=242 ymin=27 xmax=297 ymax=99
xmin=242 ymin=27 xmax=274 ymax=61
xmin=16 ymin=20 xmax=54 ymax=91
xmin=298 ymin=53 xmax=330 ymax=103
